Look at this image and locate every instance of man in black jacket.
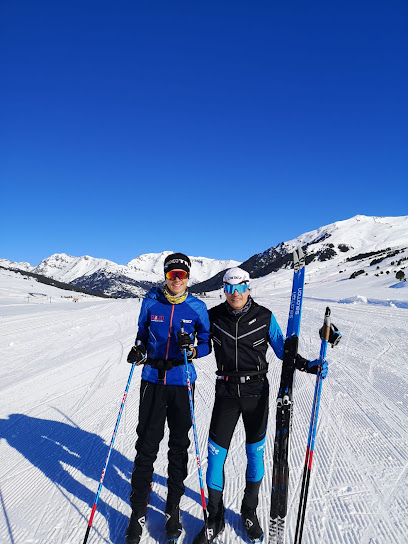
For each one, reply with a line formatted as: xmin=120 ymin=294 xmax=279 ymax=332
xmin=193 ymin=268 xmax=328 ymax=544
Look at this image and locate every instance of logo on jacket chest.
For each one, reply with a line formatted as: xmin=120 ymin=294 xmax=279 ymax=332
xmin=151 ymin=315 xmax=165 ymax=322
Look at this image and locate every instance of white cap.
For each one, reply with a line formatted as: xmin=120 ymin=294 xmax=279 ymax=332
xmin=223 ymin=267 xmax=250 ymax=284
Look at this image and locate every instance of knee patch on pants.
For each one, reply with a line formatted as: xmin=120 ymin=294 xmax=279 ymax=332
xmin=206 ymin=438 xmax=228 ymax=492
xmin=246 ymin=437 xmax=266 ymax=482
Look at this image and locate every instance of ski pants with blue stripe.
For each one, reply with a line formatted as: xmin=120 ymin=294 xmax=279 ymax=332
xmin=206 ymin=379 xmax=269 ymax=516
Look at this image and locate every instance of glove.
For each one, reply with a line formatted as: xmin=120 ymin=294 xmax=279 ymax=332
xmin=308 ymin=358 xmax=329 ymax=379
xmin=319 ymin=323 xmax=341 ymax=347
xmin=127 ymin=344 xmax=147 ymax=365
xmin=284 ymin=335 xmax=298 ymax=359
xmin=177 ymin=331 xmax=195 ymax=360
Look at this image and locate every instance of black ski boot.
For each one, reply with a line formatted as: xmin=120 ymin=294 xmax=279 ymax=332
xmin=241 ymin=508 xmax=263 ymax=543
xmin=192 ymin=507 xmax=225 ymax=544
xmin=165 ymin=503 xmax=182 ymax=543
xmin=125 ymin=510 xmax=146 ymax=544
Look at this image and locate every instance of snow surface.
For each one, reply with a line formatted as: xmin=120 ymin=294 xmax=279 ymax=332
xmin=0 ymin=264 xmax=407 ymax=544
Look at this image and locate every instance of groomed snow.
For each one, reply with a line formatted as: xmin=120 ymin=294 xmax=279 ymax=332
xmin=0 ymin=268 xmax=407 ymax=543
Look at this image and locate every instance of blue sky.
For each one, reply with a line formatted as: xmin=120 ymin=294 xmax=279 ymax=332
xmin=1 ymin=1 xmax=407 ymax=266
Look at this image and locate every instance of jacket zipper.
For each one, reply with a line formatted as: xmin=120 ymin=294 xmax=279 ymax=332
xmin=235 ymin=314 xmax=244 ymax=397
xmin=235 ymin=314 xmax=244 ymax=371
xmin=165 ymin=304 xmax=175 ymax=360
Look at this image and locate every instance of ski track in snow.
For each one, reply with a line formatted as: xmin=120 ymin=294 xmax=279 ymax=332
xmin=0 ymin=295 xmax=407 ymax=544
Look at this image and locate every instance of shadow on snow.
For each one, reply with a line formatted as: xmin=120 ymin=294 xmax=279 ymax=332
xmin=0 ymin=413 xmax=207 ymax=543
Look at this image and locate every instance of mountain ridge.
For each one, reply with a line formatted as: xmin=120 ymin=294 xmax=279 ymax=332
xmin=190 ymin=215 xmax=408 ymax=293
xmin=2 ymin=215 xmax=407 ymax=298
xmin=1 ymin=252 xmax=241 ymax=298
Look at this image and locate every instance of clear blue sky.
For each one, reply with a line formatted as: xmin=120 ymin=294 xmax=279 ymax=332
xmin=1 ymin=0 xmax=407 ymax=266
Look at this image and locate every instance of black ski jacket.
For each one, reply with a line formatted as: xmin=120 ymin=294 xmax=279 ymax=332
xmin=209 ymin=300 xmax=313 ymax=378
xmin=209 ymin=300 xmax=284 ymax=377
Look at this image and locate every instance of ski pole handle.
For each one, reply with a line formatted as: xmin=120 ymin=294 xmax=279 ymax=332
xmin=320 ymin=307 xmax=331 ymax=343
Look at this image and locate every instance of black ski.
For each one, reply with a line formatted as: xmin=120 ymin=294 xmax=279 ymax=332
xmin=269 ymin=247 xmax=305 ymax=543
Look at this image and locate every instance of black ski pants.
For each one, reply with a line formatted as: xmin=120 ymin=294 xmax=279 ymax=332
xmin=206 ymin=379 xmax=269 ymax=516
xmin=130 ymin=379 xmax=193 ymax=512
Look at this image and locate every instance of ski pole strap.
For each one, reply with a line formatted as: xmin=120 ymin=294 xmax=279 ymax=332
xmin=319 ymin=322 xmax=341 ymax=346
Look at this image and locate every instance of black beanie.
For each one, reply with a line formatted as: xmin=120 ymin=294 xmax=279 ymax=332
xmin=164 ymin=253 xmax=191 ymax=276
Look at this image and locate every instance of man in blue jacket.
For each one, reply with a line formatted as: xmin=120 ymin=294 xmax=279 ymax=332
xmin=125 ymin=253 xmax=211 ymax=544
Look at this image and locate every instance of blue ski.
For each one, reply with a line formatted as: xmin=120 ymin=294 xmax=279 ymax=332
xmin=269 ymin=247 xmax=305 ymax=544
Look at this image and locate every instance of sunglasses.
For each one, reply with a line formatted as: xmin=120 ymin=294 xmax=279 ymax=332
xmin=224 ymin=283 xmax=249 ymax=294
xmin=165 ymin=270 xmax=189 ymax=281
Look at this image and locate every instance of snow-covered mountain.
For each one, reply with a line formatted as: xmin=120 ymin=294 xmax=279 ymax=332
xmin=191 ymin=215 xmax=408 ymax=293
xmin=125 ymin=252 xmax=240 ymax=284
xmin=0 ymin=258 xmax=33 ymax=272
xmin=2 ymin=215 xmax=406 ymax=299
xmin=32 ymin=253 xmax=119 ymax=283
xmin=22 ymin=252 xmax=239 ymax=298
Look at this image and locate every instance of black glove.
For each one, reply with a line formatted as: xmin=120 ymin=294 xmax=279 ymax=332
xmin=127 ymin=344 xmax=147 ymax=365
xmin=319 ymin=323 xmax=341 ymax=347
xmin=177 ymin=331 xmax=195 ymax=359
xmin=284 ymin=335 xmax=298 ymax=359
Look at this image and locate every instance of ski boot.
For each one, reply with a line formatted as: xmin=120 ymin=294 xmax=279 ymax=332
xmin=125 ymin=510 xmax=146 ymax=544
xmin=241 ymin=507 xmax=263 ymax=543
xmin=165 ymin=503 xmax=182 ymax=543
xmin=192 ymin=507 xmax=225 ymax=544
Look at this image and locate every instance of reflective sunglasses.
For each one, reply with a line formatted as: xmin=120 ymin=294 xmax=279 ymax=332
xmin=165 ymin=270 xmax=189 ymax=281
xmin=224 ymin=282 xmax=249 ymax=294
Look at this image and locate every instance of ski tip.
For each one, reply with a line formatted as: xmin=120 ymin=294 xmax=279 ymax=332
xmin=293 ymin=246 xmax=305 ymax=271
xmin=298 ymin=247 xmax=305 ymax=266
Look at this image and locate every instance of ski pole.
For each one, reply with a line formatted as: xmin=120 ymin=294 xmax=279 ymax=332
xmin=294 ymin=307 xmax=331 ymax=544
xmin=180 ymin=320 xmax=210 ymax=544
xmin=83 ymin=363 xmax=137 ymax=544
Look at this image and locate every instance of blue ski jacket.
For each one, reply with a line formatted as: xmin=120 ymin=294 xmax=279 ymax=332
xmin=135 ymin=287 xmax=211 ymax=386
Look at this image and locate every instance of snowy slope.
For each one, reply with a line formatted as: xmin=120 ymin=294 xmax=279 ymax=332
xmin=281 ymin=214 xmax=407 ymax=254
xmin=193 ymin=215 xmax=408 ymax=294
xmin=0 ymin=267 xmax=105 ymax=305
xmin=0 ymin=263 xmax=407 ymax=544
